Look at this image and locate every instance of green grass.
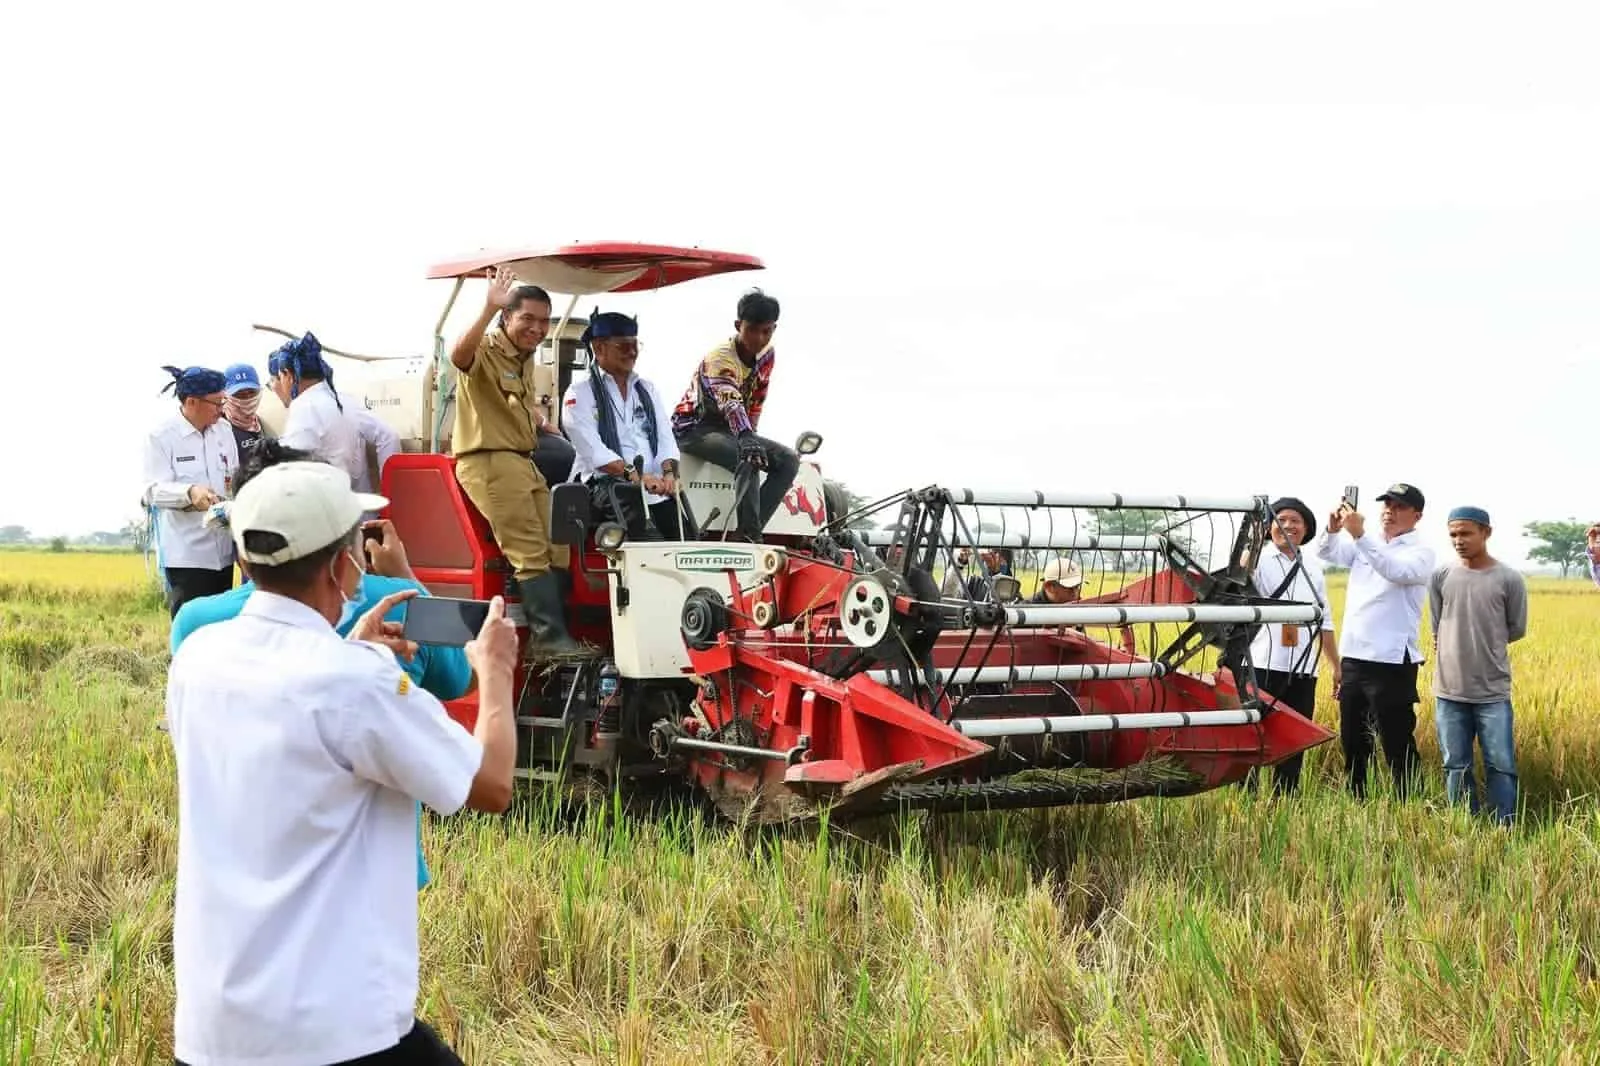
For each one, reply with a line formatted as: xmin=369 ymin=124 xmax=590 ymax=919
xmin=3 ymin=551 xmax=1599 ymax=1063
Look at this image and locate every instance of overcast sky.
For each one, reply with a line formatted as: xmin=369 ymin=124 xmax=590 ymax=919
xmin=4 ymin=0 xmax=1596 ymax=567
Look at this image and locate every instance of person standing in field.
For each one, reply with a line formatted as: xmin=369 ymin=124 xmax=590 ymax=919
xmin=1245 ymin=497 xmax=1342 ymax=796
xmin=220 ymin=363 xmax=268 ymax=455
xmin=170 ymin=439 xmax=476 ymax=894
xmin=141 ymin=365 xmax=241 ymax=617
xmin=164 ymin=459 xmax=518 ymax=1065
xmin=1584 ymin=523 xmax=1600 ymax=587
xmin=1317 ymin=482 xmax=1436 ymax=801
xmin=268 ymin=331 xmax=368 ymax=491
xmin=1428 ymin=506 xmax=1528 ymax=825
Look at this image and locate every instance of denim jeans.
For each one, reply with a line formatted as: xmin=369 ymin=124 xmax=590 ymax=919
xmin=1434 ymin=696 xmax=1518 ymax=824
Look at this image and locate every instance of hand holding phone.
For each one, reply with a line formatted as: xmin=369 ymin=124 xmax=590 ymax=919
xmin=1340 ymin=484 xmax=1359 ymax=512
xmin=402 ymin=595 xmax=494 ymax=646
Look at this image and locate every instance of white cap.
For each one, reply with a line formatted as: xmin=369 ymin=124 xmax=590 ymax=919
xmin=1041 ymin=557 xmax=1083 ymax=588
xmin=229 ymin=461 xmax=387 ymax=565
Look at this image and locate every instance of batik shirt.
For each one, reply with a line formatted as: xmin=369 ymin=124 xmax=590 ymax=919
xmin=671 ymin=338 xmax=774 ymax=437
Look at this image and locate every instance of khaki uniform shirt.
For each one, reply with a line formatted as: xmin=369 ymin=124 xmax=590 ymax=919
xmin=452 ymin=327 xmax=539 ymax=457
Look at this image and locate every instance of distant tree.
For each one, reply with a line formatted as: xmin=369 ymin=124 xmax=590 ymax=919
xmin=48 ymin=536 xmax=66 ymax=553
xmin=1090 ymin=508 xmax=1198 ymax=571
xmin=122 ymin=518 xmax=151 ymax=553
xmin=0 ymin=525 xmax=27 ymax=544
xmin=1524 ymin=518 xmax=1589 ymax=578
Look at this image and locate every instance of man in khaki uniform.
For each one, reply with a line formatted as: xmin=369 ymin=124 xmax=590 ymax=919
xmin=450 ymin=267 xmax=591 ymax=661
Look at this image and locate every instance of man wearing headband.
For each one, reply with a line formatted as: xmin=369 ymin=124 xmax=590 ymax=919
xmin=141 ymin=364 xmax=242 ymax=617
xmin=220 ymin=363 xmax=267 ymax=455
xmin=1246 ymin=497 xmax=1341 ymax=796
xmin=164 ymin=459 xmax=518 ymax=1066
xmin=269 ymin=332 xmax=368 ymax=492
xmin=1428 ymin=506 xmax=1527 ymax=824
xmin=671 ymin=288 xmax=799 ymax=542
xmin=562 ymin=309 xmax=694 ymax=541
xmin=448 ymin=268 xmax=590 ymax=661
xmin=1318 ymin=482 xmax=1436 ymax=801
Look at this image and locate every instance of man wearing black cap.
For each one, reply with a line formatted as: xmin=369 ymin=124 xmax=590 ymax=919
xmin=1317 ymin=482 xmax=1436 ymax=800
xmin=562 ymin=309 xmax=693 ymax=541
xmin=1245 ymin=496 xmax=1341 ymax=795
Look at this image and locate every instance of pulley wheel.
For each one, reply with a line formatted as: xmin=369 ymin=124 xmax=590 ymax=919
xmin=681 ymin=588 xmax=730 ymax=650
xmin=839 ymin=575 xmax=894 ymax=650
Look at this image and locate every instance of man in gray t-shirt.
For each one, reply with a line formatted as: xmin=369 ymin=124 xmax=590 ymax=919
xmin=1428 ymin=505 xmax=1528 ymax=824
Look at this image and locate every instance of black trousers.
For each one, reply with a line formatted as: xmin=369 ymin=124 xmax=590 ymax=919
xmin=588 ymin=476 xmax=696 ymax=540
xmin=1245 ymin=668 xmax=1321 ymax=795
xmin=532 ymin=431 xmax=576 ymax=487
xmin=675 ymin=426 xmax=799 ymax=540
xmin=163 ymin=566 xmax=235 ymax=618
xmin=176 ymin=1018 xmax=462 ymax=1066
xmin=1339 ymin=656 xmax=1422 ymax=800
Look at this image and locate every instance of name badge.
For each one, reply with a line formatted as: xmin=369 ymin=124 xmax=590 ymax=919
xmin=1280 ymin=626 xmax=1299 ymax=648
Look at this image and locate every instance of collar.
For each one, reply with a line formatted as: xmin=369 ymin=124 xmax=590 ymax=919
xmin=495 ymin=325 xmax=534 ymax=359
xmin=730 ymin=337 xmax=775 ymax=367
xmin=294 ymin=380 xmax=330 ymax=401
xmin=239 ymin=588 xmax=339 ymax=634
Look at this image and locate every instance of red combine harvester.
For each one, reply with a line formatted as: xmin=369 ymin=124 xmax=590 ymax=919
xmin=340 ymin=242 xmax=1334 ymax=824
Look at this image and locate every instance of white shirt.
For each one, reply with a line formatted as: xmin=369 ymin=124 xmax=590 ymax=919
xmin=165 ymin=591 xmax=484 ymax=1066
xmin=141 ymin=413 xmax=241 ymax=570
xmin=280 ymin=381 xmax=367 ymax=490
xmin=350 ymin=408 xmax=401 ymax=495
xmin=1316 ymin=525 xmax=1436 ymax=664
xmin=562 ymin=370 xmax=679 ymax=505
xmin=1249 ymin=542 xmax=1335 ymax=675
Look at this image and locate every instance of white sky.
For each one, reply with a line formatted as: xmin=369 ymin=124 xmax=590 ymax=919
xmin=4 ymin=0 xmax=1596 ymax=567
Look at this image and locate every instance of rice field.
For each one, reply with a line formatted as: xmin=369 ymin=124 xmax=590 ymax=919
xmin=3 ymin=548 xmax=1599 ymax=1064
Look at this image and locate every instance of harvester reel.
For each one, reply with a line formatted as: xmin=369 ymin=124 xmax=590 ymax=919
xmin=839 ymin=575 xmax=895 ymax=651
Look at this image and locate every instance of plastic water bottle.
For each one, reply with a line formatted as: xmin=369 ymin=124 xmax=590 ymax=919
xmin=596 ymin=661 xmax=621 ymax=735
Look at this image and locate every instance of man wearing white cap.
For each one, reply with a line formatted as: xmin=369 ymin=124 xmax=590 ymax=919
xmin=164 ymin=460 xmax=518 ymax=1066
xmin=1031 ymin=555 xmax=1137 ymax=653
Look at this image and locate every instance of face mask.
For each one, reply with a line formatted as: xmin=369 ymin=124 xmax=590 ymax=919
xmin=331 ymin=548 xmax=363 ymax=631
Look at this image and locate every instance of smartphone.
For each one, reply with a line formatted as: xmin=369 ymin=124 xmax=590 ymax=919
xmin=362 ymin=523 xmax=384 ymax=548
xmin=402 ymin=596 xmax=491 ymax=646
xmin=1341 ymin=484 xmax=1359 ymax=511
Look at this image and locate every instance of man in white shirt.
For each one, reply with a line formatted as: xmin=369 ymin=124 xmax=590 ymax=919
xmin=165 ymin=459 xmax=519 ymax=1066
xmin=1246 ymin=496 xmax=1341 ymax=796
xmin=268 ymin=331 xmax=368 ymax=491
xmin=142 ymin=365 xmax=241 ymax=617
xmin=562 ymin=310 xmax=693 ymax=540
xmin=1317 ymin=482 xmax=1436 ymax=800
xmin=351 ymin=405 xmax=401 ymax=496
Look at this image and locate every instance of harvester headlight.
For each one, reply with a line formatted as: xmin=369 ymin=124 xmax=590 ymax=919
xmin=991 ymin=575 xmax=1021 ymax=603
xmin=795 ymin=430 xmax=823 ymax=456
xmin=596 ymin=522 xmax=627 ymax=552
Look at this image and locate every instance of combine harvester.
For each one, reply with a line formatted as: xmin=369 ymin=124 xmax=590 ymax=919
xmin=283 ymin=241 xmax=1334 ymax=825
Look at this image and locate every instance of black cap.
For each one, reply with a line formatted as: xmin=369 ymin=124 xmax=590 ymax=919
xmin=1267 ymin=496 xmax=1316 ymax=543
xmin=1376 ymin=482 xmax=1425 ymax=511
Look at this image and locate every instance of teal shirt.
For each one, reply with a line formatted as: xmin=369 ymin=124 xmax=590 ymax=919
xmin=170 ymin=574 xmax=474 ymax=891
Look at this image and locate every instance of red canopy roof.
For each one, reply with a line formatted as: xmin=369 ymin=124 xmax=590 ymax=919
xmin=425 ymin=242 xmax=765 ymax=295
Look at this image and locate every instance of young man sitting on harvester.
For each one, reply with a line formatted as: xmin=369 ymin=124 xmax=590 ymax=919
xmin=671 ymin=288 xmax=799 ymax=543
xmin=449 ymin=267 xmax=593 ymax=662
xmin=562 ymin=309 xmax=695 ymax=541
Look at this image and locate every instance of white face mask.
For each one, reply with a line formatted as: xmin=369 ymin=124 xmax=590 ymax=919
xmin=331 ymin=547 xmax=363 ymax=631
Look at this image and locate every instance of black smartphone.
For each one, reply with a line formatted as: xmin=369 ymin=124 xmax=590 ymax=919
xmin=402 ymin=596 xmax=491 ymax=646
xmin=362 ymin=524 xmax=384 ymax=549
xmin=1341 ymin=484 xmax=1359 ymax=511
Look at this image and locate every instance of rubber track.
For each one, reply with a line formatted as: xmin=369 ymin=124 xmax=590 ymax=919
xmin=853 ymin=777 xmax=1206 ymax=817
